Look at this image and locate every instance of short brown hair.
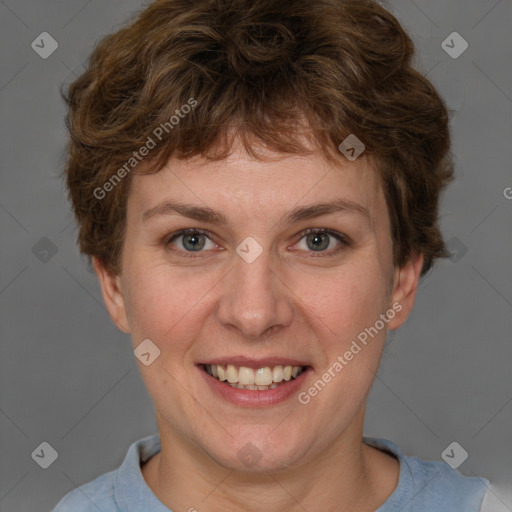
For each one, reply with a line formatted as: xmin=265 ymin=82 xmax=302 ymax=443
xmin=61 ymin=0 xmax=454 ymax=277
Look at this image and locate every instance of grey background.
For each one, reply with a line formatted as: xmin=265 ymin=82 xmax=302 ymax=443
xmin=0 ymin=0 xmax=511 ymax=511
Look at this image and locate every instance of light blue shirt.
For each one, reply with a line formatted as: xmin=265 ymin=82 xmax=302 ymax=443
xmin=52 ymin=434 xmax=490 ymax=511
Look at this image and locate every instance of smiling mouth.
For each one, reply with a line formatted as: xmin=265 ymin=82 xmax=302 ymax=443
xmin=201 ymin=363 xmax=308 ymax=390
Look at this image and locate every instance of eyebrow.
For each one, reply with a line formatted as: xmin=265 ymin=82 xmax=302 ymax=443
xmin=141 ymin=198 xmax=370 ymax=226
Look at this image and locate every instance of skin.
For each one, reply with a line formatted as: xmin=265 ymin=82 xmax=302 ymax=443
xmin=94 ymin=135 xmax=423 ymax=512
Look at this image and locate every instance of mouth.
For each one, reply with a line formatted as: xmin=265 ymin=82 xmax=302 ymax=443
xmin=200 ymin=363 xmax=309 ymax=391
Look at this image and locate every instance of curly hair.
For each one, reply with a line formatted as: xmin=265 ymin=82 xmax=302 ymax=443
xmin=61 ymin=0 xmax=454 ymax=276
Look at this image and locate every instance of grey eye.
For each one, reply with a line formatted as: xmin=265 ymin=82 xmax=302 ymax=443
xmin=181 ymin=232 xmax=207 ymax=251
xmin=305 ymin=232 xmax=331 ymax=252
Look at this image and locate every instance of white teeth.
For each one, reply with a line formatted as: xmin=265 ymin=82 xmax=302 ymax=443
xmin=255 ymin=367 xmax=273 ymax=386
xmin=226 ymin=364 xmax=238 ymax=383
xmin=227 ymin=382 xmax=285 ymax=391
xmin=217 ymin=365 xmax=227 ymax=381
xmin=238 ymin=366 xmax=255 ymax=385
xmin=204 ymin=363 xmax=305 ymax=387
xmin=273 ymin=365 xmax=284 ymax=382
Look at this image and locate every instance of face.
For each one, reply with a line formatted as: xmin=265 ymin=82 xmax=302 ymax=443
xmin=95 ymin=136 xmax=422 ymax=472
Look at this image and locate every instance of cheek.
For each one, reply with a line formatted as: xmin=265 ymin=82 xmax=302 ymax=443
xmin=122 ymin=237 xmax=392 ymax=351
xmin=297 ymin=270 xmax=390 ymax=407
xmin=123 ymin=259 xmax=214 ymax=345
xmin=298 ymin=264 xmax=390 ymax=338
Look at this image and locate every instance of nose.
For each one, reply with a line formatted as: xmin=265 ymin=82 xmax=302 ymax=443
xmin=216 ymin=241 xmax=294 ymax=340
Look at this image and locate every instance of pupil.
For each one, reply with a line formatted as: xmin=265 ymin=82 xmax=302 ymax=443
xmin=309 ymin=233 xmax=327 ymax=252
xmin=184 ymin=233 xmax=205 ymax=251
xmin=183 ymin=232 xmax=328 ymax=252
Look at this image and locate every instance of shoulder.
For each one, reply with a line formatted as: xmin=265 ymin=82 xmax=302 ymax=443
xmin=365 ymin=437 xmax=490 ymax=512
xmin=51 ymin=433 xmax=162 ymax=512
xmin=405 ymin=454 xmax=489 ymax=508
xmin=51 ymin=470 xmax=117 ymax=511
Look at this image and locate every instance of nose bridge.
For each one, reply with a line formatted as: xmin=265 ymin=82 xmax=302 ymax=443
xmin=217 ymin=237 xmax=292 ymax=338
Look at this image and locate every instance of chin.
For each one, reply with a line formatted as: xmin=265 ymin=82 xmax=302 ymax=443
xmin=204 ymin=427 xmax=308 ymax=473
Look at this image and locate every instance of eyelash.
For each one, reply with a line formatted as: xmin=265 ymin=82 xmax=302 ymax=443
xmin=164 ymin=228 xmax=351 ymax=259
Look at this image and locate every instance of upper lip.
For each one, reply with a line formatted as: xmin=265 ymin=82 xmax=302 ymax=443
xmin=199 ymin=356 xmax=311 ymax=369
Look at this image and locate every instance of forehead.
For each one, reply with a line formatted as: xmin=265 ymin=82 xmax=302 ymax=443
xmin=127 ymin=141 xmax=385 ymax=230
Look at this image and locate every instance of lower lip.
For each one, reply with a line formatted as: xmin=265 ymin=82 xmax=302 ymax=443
xmin=197 ymin=365 xmax=312 ymax=407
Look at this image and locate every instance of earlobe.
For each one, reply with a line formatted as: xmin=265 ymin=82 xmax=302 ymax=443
xmin=92 ymin=257 xmax=131 ymax=333
xmin=387 ymin=251 xmax=424 ymax=331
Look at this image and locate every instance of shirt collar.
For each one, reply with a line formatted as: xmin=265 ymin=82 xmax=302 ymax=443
xmin=114 ymin=433 xmax=169 ymax=511
xmin=113 ymin=433 xmax=411 ymax=511
xmin=363 ymin=436 xmax=413 ymax=511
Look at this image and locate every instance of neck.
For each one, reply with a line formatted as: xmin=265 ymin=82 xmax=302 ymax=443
xmin=141 ymin=407 xmax=399 ymax=512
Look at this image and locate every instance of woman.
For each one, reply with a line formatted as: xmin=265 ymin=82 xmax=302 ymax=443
xmin=53 ymin=0 xmax=490 ymax=510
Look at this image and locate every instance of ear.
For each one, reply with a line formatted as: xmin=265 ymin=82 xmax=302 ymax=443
xmin=387 ymin=251 xmax=424 ymax=331
xmin=93 ymin=256 xmax=131 ymax=333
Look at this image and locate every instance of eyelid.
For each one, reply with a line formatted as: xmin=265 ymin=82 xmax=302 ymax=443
xmin=165 ymin=227 xmax=212 ymax=245
xmin=296 ymin=227 xmax=351 ymax=245
xmin=290 ymin=228 xmax=351 ymax=257
xmin=165 ymin=227 xmax=351 ymax=257
xmin=165 ymin=228 xmax=219 ymax=256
